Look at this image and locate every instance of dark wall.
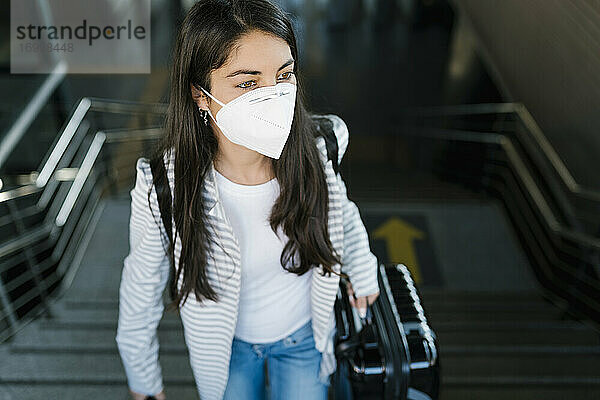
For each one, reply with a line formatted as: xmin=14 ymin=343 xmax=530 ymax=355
xmin=451 ymin=0 xmax=600 ymax=191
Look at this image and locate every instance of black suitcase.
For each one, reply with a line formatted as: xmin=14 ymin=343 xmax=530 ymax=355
xmin=332 ymin=262 xmax=440 ymax=400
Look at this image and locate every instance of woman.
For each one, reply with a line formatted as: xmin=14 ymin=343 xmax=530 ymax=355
xmin=116 ymin=1 xmax=380 ymax=399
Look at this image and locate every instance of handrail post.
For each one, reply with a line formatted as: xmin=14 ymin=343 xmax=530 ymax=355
xmin=6 ymin=200 xmax=51 ymax=307
xmin=0 ymin=274 xmax=18 ymax=339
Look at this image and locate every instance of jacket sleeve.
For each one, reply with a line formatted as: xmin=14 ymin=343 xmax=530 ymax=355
xmin=115 ymin=157 xmax=170 ymax=396
xmin=328 ymin=114 xmax=380 ymax=299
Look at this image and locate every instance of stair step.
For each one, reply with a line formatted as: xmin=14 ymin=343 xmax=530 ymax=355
xmin=442 ymin=353 xmax=600 ymax=377
xmin=443 ymin=375 xmax=600 ymax=387
xmin=0 ymin=349 xmax=194 ymax=382
xmin=9 ymin=343 xmax=188 ymax=354
xmin=426 ymin=309 xmax=562 ymax=322
xmin=441 ymin=380 xmax=600 ymax=400
xmin=433 ymin=320 xmax=600 ymax=346
xmin=442 ymin=345 xmax=600 ymax=356
xmin=0 ymin=384 xmax=199 ymax=400
xmin=59 ymin=298 xmax=120 ymax=309
xmin=423 ymin=301 xmax=559 ymax=313
xmin=420 ymin=290 xmax=547 ymax=304
xmin=437 ymin=328 xmax=598 ymax=346
xmin=433 ymin=320 xmax=595 ymax=331
xmin=11 ymin=325 xmax=185 ymax=347
xmin=43 ymin=303 xmax=182 ymax=324
xmin=37 ymin=317 xmax=182 ymax=331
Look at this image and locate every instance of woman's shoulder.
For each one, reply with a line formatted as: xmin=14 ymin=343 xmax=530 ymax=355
xmin=132 ymin=147 xmax=176 ymax=206
xmin=131 ymin=152 xmax=174 ymax=229
xmin=134 ymin=147 xmax=175 ymax=179
xmin=134 ymin=157 xmax=152 ymax=187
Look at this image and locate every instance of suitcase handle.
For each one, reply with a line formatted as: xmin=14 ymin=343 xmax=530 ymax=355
xmin=335 ymin=280 xmax=380 ymax=377
xmin=335 ymin=300 xmax=375 ymax=357
xmin=359 ymin=300 xmax=373 ymax=326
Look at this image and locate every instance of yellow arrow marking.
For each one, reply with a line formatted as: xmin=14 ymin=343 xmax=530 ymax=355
xmin=372 ymin=217 xmax=425 ymax=283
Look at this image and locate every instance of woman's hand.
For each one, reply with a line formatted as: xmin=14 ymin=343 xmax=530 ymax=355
xmin=129 ymin=388 xmax=166 ymax=400
xmin=345 ymin=280 xmax=379 ymax=318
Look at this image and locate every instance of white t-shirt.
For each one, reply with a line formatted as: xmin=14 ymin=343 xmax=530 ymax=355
xmin=214 ymin=167 xmax=312 ymax=343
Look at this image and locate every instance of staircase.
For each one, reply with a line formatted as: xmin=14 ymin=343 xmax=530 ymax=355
xmin=1 ymin=97 xmax=600 ymax=400
xmin=0 ymin=197 xmax=199 ymax=399
xmin=392 ymin=103 xmax=600 ymax=398
xmin=421 ymin=290 xmax=600 ymax=400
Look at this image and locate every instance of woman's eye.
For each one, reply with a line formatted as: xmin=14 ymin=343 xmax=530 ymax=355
xmin=278 ymin=71 xmax=294 ymax=80
xmin=236 ymin=72 xmax=294 ymax=89
xmin=237 ymin=80 xmax=256 ymax=89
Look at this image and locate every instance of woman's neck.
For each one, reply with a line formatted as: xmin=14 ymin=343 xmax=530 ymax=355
xmin=213 ymin=152 xmax=274 ymax=186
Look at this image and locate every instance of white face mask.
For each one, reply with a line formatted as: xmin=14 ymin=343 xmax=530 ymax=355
xmin=200 ymin=82 xmax=297 ymax=159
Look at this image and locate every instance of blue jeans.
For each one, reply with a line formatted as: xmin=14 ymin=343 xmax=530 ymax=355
xmin=223 ymin=319 xmax=330 ymax=400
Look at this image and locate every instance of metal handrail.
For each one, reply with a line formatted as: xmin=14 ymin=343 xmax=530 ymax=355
xmin=0 ymin=184 xmax=44 ymax=203
xmin=401 ymin=127 xmax=600 ymax=249
xmin=56 ymin=126 xmax=164 ymax=227
xmin=36 ymin=96 xmax=167 ymax=189
xmin=0 ymin=97 xmax=166 ymax=204
xmin=0 ymin=127 xmax=163 ymax=246
xmin=399 ymin=102 xmax=600 ymax=203
xmin=399 ymin=125 xmax=600 ymax=323
xmin=0 ymin=97 xmax=166 ymax=343
xmin=55 ymin=132 xmax=105 ymax=227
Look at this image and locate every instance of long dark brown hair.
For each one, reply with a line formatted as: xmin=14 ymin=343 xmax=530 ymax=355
xmin=148 ymin=0 xmax=347 ymax=312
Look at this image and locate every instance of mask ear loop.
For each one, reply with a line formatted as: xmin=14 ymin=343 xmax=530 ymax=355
xmin=199 ymin=87 xmax=225 ymax=123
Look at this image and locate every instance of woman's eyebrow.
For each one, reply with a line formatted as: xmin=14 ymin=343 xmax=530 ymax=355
xmin=226 ymin=58 xmax=295 ymax=78
xmin=278 ymin=58 xmax=295 ymax=71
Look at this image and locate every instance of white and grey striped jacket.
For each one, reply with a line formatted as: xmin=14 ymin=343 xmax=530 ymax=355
xmin=115 ymin=114 xmax=380 ymax=399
